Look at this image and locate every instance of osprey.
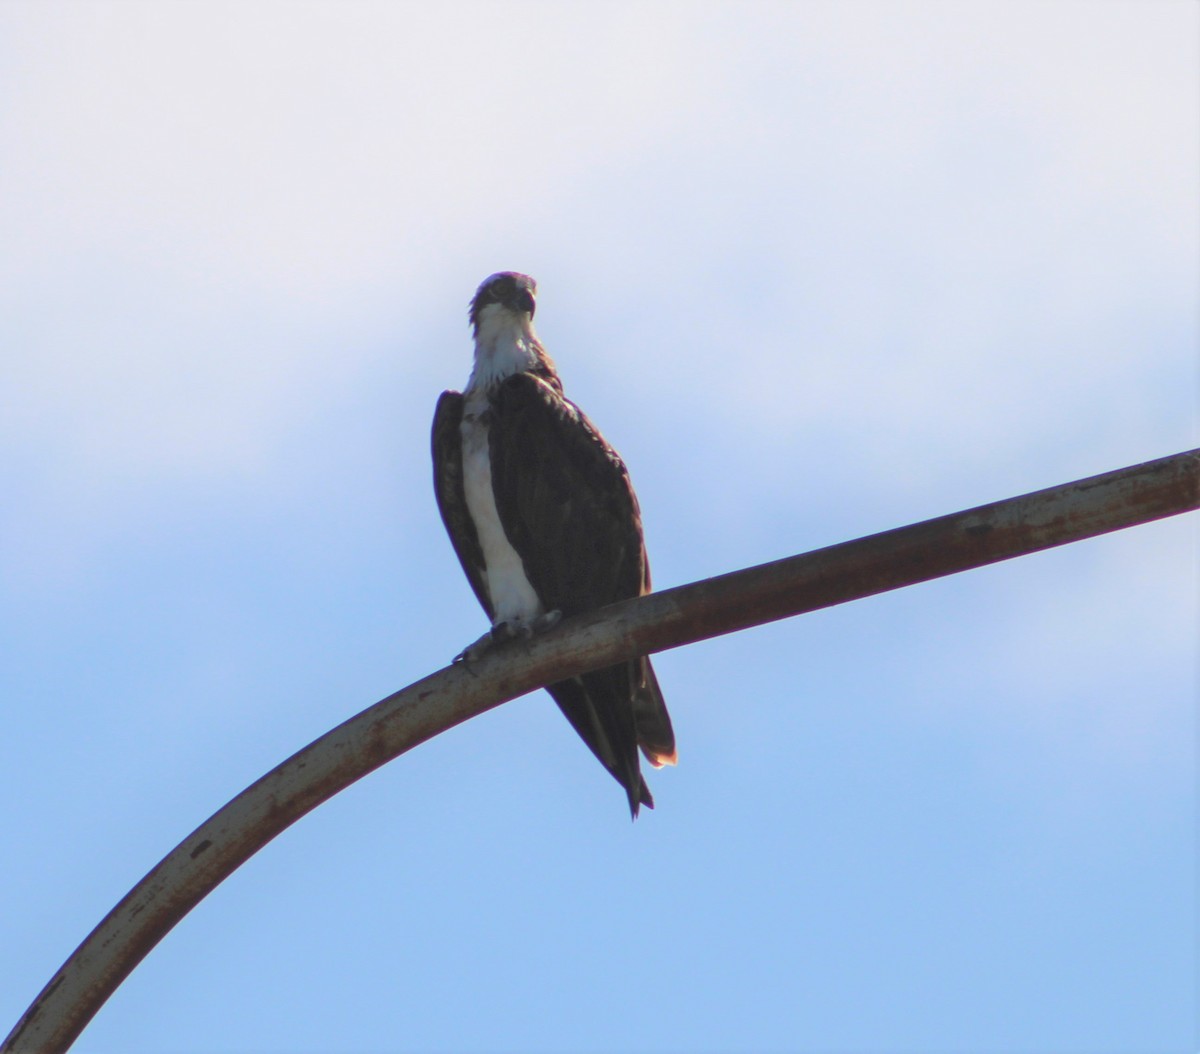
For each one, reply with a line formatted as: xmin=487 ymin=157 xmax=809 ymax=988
xmin=432 ymin=271 xmax=677 ymax=817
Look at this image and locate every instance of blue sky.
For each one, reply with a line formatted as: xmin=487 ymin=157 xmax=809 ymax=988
xmin=1 ymin=2 xmax=1196 ymax=1051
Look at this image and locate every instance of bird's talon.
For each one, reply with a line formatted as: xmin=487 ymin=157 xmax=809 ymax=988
xmin=490 ymin=621 xmax=521 ymax=644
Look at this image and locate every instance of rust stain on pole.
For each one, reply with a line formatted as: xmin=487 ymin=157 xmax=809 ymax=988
xmin=616 ymin=447 xmax=1200 ymax=655
xmin=4 ymin=449 xmax=1197 ymax=1054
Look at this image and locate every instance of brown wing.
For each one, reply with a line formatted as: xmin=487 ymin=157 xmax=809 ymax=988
xmin=488 ymin=372 xmax=647 ymax=617
xmin=431 ymin=390 xmax=493 ymax=621
xmin=489 ymin=373 xmax=675 ymax=816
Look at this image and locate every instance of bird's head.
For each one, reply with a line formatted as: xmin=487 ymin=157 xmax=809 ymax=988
xmin=469 ymin=271 xmax=537 ymax=335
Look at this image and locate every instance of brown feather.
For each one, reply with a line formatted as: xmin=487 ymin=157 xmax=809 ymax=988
xmin=431 ymin=390 xmax=494 ymax=620
xmin=486 ymin=373 xmax=676 ymax=816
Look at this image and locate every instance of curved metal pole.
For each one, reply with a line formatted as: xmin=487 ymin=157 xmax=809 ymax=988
xmin=5 ymin=448 xmax=1197 ymax=1054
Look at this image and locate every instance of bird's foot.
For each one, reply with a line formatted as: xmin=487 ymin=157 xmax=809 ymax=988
xmin=451 ymin=611 xmax=564 ymax=666
xmin=529 ymin=609 xmax=563 ymax=633
xmin=453 ymin=629 xmax=497 ymax=666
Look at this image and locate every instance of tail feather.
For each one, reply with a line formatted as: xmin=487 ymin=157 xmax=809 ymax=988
xmin=546 ymin=667 xmax=649 ymax=818
xmin=545 ymin=658 xmax=675 ymax=818
xmin=634 ymin=659 xmax=678 ymax=768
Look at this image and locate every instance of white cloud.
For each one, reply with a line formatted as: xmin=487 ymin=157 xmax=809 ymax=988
xmin=0 ymin=1 xmax=1194 ymax=543
xmin=0 ymin=3 xmax=708 ymax=290
xmin=0 ymin=3 xmax=732 ymax=500
xmin=566 ymin=2 xmax=1198 ymax=475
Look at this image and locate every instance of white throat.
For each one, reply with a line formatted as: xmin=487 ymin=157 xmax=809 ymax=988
xmin=466 ymin=303 xmax=539 ymax=393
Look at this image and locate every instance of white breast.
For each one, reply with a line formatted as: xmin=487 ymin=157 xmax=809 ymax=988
xmin=460 ymin=404 xmax=543 ymax=626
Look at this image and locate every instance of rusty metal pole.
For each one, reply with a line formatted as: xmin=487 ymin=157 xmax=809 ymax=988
xmin=4 ymin=448 xmax=1197 ymax=1054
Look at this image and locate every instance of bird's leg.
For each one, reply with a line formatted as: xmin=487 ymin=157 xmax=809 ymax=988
xmin=452 ymin=610 xmax=564 ymax=665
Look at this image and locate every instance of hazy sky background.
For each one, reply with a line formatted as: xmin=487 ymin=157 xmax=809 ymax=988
xmin=1 ymin=2 xmax=1196 ymax=1051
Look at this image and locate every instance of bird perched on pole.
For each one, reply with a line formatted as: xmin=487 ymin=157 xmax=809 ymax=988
xmin=432 ymin=271 xmax=677 ymax=817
